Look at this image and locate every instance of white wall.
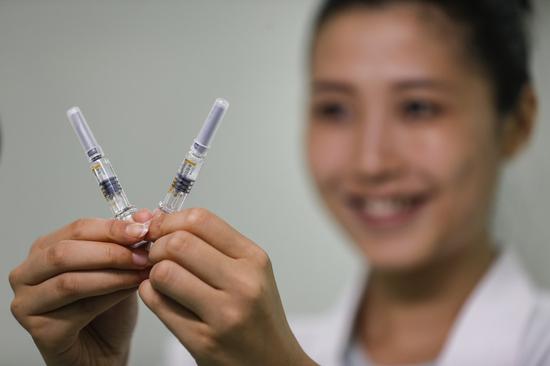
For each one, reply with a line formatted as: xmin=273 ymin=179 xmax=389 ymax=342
xmin=0 ymin=1 xmax=548 ymax=364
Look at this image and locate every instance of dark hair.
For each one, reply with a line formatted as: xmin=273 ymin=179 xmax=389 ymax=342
xmin=312 ymin=0 xmax=533 ymax=116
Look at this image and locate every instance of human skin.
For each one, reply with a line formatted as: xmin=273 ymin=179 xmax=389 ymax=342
xmin=10 ymin=210 xmax=318 ymax=365
xmin=138 ymin=208 xmax=318 ymax=366
xmin=9 ymin=210 xmax=154 ymax=366
xmin=307 ymin=3 xmax=536 ymax=364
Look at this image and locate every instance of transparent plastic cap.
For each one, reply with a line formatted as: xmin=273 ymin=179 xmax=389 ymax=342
xmin=195 ymin=98 xmax=229 ymax=148
xmin=67 ymin=106 xmax=103 ymax=161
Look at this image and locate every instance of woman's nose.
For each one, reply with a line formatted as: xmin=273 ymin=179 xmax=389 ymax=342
xmin=352 ymin=118 xmax=402 ymax=184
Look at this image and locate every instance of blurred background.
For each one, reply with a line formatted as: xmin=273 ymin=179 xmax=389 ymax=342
xmin=0 ymin=1 xmax=548 ymax=364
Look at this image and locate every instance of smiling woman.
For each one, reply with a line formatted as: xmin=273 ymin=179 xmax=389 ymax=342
xmin=300 ymin=0 xmax=544 ymax=365
xmin=307 ymin=0 xmax=533 ymax=273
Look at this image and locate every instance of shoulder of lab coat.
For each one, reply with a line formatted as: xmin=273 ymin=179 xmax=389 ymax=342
xmin=162 ymin=249 xmax=550 ymax=366
xmin=289 ymin=249 xmax=550 ymax=366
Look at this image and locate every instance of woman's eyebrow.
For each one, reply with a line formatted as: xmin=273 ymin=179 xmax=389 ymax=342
xmin=311 ymin=80 xmax=356 ymax=95
xmin=392 ymin=79 xmax=454 ymax=92
xmin=312 ymin=79 xmax=453 ymax=94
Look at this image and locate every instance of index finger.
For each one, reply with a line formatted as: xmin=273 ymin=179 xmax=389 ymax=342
xmin=42 ymin=217 xmax=149 ymax=248
xmin=19 ymin=240 xmax=150 ymax=285
xmin=147 ymin=208 xmax=254 ymax=259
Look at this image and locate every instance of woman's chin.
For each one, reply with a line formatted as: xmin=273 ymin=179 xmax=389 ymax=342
xmin=354 ymin=238 xmax=439 ymax=273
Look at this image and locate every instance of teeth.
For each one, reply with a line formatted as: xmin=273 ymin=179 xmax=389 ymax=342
xmin=363 ymin=198 xmax=412 ymax=218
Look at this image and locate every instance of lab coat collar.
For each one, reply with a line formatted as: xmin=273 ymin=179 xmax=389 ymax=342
xmin=319 ymin=265 xmax=369 ymax=365
xmin=437 ymin=249 xmax=536 ymax=366
xmin=321 ymin=249 xmax=537 ymax=366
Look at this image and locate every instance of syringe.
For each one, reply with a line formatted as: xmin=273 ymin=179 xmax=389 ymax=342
xmin=127 ymin=98 xmax=229 ymax=250
xmin=67 ymin=107 xmax=138 ymax=221
xmin=158 ymin=98 xmax=229 ymax=213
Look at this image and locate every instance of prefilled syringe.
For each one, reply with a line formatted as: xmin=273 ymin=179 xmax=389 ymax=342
xmin=67 ymin=107 xmax=138 ymax=221
xmin=158 ymin=98 xmax=229 ymax=214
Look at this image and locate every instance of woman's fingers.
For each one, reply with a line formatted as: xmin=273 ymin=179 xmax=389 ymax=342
xmin=138 ymin=280 xmax=210 ymax=355
xmin=13 ymin=270 xmax=146 ymax=315
xmin=132 ymin=208 xmax=154 ymax=223
xmin=26 ymin=289 xmax=137 ymax=353
xmin=147 ymin=260 xmax=220 ymax=321
xmin=17 ymin=240 xmax=150 ymax=286
xmin=149 ymin=231 xmax=233 ymax=289
xmin=147 ymin=208 xmax=254 ymax=259
xmin=36 ymin=217 xmax=149 ymax=250
xmin=8 ymin=214 xmax=155 ymax=366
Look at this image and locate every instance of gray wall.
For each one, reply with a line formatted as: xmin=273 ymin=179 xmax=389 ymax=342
xmin=0 ymin=1 xmax=548 ymax=365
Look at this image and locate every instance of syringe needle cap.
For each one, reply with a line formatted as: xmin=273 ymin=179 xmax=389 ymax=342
xmin=195 ymin=98 xmax=229 ymax=148
xmin=67 ymin=106 xmax=103 ymax=160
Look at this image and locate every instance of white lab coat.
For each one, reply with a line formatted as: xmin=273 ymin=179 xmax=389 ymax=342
xmin=163 ymin=249 xmax=550 ymax=366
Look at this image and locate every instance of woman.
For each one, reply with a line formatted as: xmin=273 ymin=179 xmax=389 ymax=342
xmin=9 ymin=0 xmax=547 ymax=365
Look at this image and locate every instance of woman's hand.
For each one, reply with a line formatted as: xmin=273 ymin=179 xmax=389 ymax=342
xmin=139 ymin=208 xmax=317 ymax=366
xmin=9 ymin=210 xmax=153 ymax=366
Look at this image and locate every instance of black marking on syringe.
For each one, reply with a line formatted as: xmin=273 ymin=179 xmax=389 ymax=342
xmin=99 ymin=177 xmax=122 ymax=199
xmin=172 ymin=174 xmax=195 ymax=194
xmin=88 ymin=148 xmax=100 ymax=159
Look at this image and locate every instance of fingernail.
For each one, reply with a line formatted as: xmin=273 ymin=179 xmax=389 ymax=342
xmin=132 ymin=252 xmax=150 ymax=266
xmin=126 ymin=223 xmax=149 ymax=238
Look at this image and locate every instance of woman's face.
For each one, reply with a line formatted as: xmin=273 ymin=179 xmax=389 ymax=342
xmin=307 ymin=4 xmax=506 ymax=271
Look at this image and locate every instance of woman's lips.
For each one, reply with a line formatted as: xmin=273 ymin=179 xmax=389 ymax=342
xmin=346 ymin=193 xmax=431 ymax=230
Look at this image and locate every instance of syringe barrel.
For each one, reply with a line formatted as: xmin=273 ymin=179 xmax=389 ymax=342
xmin=159 ymin=146 xmax=204 ymax=214
xmin=91 ymin=157 xmax=137 ymax=220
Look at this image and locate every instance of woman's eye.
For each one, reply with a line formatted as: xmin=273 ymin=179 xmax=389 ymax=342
xmin=312 ymin=102 xmax=351 ymax=122
xmin=401 ymin=100 xmax=441 ymax=120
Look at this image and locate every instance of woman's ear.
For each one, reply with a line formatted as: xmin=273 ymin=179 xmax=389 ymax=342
xmin=499 ymin=85 xmax=538 ymax=160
